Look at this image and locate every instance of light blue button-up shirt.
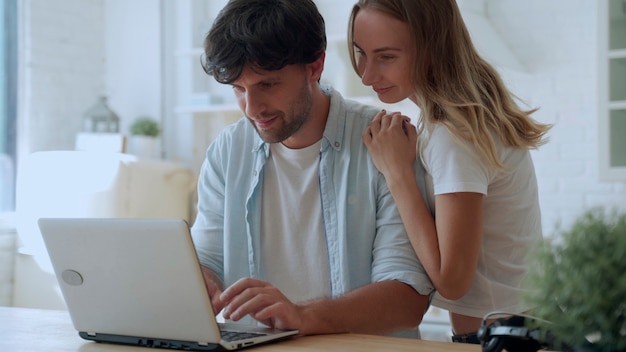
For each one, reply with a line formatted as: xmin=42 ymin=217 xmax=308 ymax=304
xmin=191 ymin=87 xmax=433 ymax=335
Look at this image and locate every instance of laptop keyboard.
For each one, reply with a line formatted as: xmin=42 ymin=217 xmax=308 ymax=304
xmin=220 ymin=330 xmax=268 ymax=342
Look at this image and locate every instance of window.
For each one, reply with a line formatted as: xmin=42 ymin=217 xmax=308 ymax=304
xmin=1 ymin=0 xmax=18 ymax=212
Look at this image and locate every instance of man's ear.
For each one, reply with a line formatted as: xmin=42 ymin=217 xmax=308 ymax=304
xmin=309 ymin=51 xmax=326 ymax=83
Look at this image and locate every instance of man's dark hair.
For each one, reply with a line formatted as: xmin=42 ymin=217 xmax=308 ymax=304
xmin=202 ymin=0 xmax=327 ymax=84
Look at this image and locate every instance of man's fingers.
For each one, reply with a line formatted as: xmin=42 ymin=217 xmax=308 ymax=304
xmin=221 ymin=277 xmax=267 ymax=302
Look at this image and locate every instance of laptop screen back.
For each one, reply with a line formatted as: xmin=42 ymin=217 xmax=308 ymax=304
xmin=39 ymin=218 xmax=221 ymax=344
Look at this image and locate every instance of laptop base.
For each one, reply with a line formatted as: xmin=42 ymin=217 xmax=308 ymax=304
xmin=80 ymin=332 xmax=222 ymax=351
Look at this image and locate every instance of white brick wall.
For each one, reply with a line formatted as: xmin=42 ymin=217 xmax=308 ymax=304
xmin=487 ymin=0 xmax=626 ymax=235
xmin=19 ymin=0 xmax=162 ymax=156
xmin=21 ymin=0 xmax=105 ymax=154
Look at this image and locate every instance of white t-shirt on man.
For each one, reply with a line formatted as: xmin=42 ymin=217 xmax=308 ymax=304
xmin=260 ymin=139 xmax=331 ymax=303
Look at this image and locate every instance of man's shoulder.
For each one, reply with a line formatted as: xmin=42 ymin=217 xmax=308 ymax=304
xmin=207 ymin=117 xmax=259 ymax=156
xmin=326 ymin=87 xmax=380 ymax=122
xmin=342 ymin=97 xmax=381 ymax=122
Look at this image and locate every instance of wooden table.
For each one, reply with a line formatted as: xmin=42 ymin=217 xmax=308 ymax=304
xmin=0 ymin=306 xmax=481 ymax=351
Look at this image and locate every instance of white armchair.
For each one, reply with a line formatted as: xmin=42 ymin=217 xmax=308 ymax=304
xmin=13 ymin=151 xmax=196 ymax=309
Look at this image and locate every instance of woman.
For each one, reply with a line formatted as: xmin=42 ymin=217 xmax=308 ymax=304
xmin=348 ymin=0 xmax=552 ymax=343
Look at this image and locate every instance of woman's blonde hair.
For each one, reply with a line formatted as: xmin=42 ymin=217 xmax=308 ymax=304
xmin=348 ymin=0 xmax=552 ymax=170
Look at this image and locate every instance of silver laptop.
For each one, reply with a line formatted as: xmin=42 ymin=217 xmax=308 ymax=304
xmin=38 ymin=217 xmax=298 ymax=351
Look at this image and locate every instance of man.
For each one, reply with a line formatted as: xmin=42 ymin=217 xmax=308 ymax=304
xmin=191 ymin=0 xmax=433 ymax=338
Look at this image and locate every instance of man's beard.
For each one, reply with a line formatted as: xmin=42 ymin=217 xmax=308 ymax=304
xmin=250 ymin=80 xmax=312 ymax=144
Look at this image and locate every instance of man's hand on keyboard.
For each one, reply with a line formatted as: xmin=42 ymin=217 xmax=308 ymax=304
xmin=219 ymin=278 xmax=304 ymax=331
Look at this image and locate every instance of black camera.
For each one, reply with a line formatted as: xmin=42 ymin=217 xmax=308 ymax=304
xmin=477 ymin=313 xmax=567 ymax=352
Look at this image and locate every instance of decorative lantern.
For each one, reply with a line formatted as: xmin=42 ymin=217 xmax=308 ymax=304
xmin=82 ymin=96 xmax=120 ymax=133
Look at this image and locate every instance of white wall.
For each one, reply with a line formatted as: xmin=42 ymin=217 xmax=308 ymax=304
xmin=104 ymin=0 xmax=162 ymax=142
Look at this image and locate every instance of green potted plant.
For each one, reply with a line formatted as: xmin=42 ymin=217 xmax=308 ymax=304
xmin=130 ymin=117 xmax=160 ymax=137
xmin=129 ymin=117 xmax=161 ymax=159
xmin=523 ymin=207 xmax=626 ymax=351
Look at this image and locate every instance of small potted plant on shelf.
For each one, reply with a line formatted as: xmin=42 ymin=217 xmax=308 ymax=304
xmin=129 ymin=117 xmax=161 ymax=159
xmin=523 ymin=207 xmax=626 ymax=352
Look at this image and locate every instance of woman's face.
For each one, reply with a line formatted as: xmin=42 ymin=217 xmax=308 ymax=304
xmin=352 ymin=8 xmax=416 ymax=104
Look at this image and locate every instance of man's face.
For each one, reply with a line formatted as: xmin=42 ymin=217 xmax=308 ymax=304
xmin=231 ymin=64 xmax=313 ymax=146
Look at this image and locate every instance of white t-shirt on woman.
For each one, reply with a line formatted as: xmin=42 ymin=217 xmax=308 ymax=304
xmin=423 ymin=124 xmax=542 ymax=318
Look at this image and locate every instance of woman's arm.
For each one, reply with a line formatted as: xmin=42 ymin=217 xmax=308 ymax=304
xmin=364 ymin=111 xmax=483 ymax=299
xmin=388 ymin=166 xmax=483 ymax=299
